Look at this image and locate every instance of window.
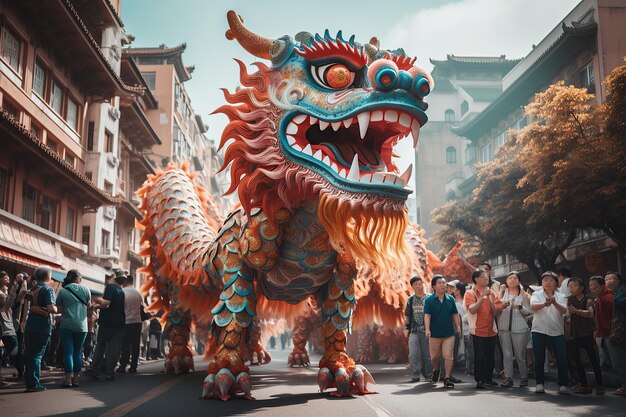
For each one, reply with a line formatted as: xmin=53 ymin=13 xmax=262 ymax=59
xmin=39 ymin=196 xmax=58 ymax=232
xmin=445 ymin=146 xmax=457 ymax=164
xmin=104 ymin=180 xmax=113 ymax=195
xmin=22 ymin=183 xmax=37 ymax=223
xmin=33 ymin=60 xmax=47 ymax=97
xmin=141 ymin=72 xmax=156 ymax=93
xmin=2 ymin=100 xmax=18 ymax=119
xmin=82 ymin=226 xmax=90 ymax=246
xmin=460 ymin=100 xmax=469 ymax=117
xmin=66 ymin=97 xmax=78 ymax=130
xmin=174 ymin=83 xmax=181 ymax=111
xmin=1 ymin=26 xmax=21 ymax=71
xmin=65 ymin=153 xmax=75 ymax=168
xmin=85 ymin=171 xmax=93 ymax=181
xmin=0 ymin=169 xmax=7 ymax=210
xmin=65 ymin=207 xmax=75 ymax=240
xmin=50 ymin=80 xmax=63 ymax=114
xmin=87 ymin=121 xmax=95 ymax=150
xmin=101 ymin=229 xmax=110 ymax=251
xmin=105 ymin=130 xmax=114 ymax=153
xmin=47 ymin=140 xmax=58 ymax=154
xmin=481 ymin=143 xmax=493 ymax=162
xmin=495 ymin=131 xmax=507 ymax=149
xmin=464 ymin=145 xmax=475 ymax=164
xmin=444 ymin=109 xmax=455 ymax=123
xmin=30 ymin=123 xmax=41 ymax=139
xmin=579 ymin=62 xmax=595 ymax=93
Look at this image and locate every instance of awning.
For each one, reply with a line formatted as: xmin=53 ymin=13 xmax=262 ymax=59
xmin=0 ymin=247 xmax=61 ymax=270
xmin=51 ymin=269 xmax=103 ymax=296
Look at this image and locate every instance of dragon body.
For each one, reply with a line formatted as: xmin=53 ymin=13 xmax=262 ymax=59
xmin=138 ymin=11 xmax=445 ymax=400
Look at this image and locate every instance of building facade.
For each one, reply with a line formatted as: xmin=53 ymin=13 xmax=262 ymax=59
xmin=451 ymin=0 xmax=626 ymax=279
xmin=415 ymin=55 xmax=519 ymax=251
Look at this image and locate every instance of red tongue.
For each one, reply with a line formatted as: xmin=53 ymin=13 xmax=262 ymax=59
xmin=324 ymin=142 xmax=384 ymax=169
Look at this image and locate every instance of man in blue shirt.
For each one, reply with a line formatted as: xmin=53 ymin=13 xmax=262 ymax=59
xmin=424 ymin=275 xmax=461 ymax=388
xmin=24 ymin=267 xmax=57 ymax=392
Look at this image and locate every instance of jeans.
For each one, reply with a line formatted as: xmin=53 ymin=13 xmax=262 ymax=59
xmin=1 ymin=335 xmax=18 ymax=359
xmin=60 ymin=330 xmax=87 ymax=374
xmin=24 ymin=331 xmax=50 ymax=389
xmin=532 ymin=332 xmax=568 ymax=386
xmin=408 ymin=331 xmax=432 ymax=379
xmin=119 ymin=323 xmax=142 ymax=369
xmin=472 ymin=335 xmax=496 ymax=383
xmin=499 ymin=330 xmax=529 ymax=380
xmin=608 ymin=341 xmax=626 ymax=388
xmin=91 ymin=326 xmax=124 ymax=376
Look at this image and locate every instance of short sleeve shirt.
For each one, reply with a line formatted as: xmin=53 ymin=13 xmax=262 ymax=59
xmin=98 ymin=284 xmax=125 ymax=328
xmin=424 ymin=293 xmax=458 ymax=338
xmin=531 ymin=290 xmax=567 ymax=336
xmin=56 ymin=283 xmax=90 ymax=333
xmin=25 ymin=282 xmax=56 ymax=334
xmin=409 ymin=294 xmax=427 ymax=333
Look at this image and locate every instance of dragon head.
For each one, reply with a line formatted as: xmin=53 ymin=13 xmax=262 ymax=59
xmin=217 ymin=11 xmax=432 ymax=275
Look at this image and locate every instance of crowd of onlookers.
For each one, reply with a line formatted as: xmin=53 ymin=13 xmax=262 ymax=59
xmin=405 ymin=264 xmax=626 ymax=396
xmin=0 ymin=267 xmax=166 ymax=392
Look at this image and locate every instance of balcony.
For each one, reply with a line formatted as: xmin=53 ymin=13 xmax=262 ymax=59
xmin=98 ymin=247 xmax=119 ymax=259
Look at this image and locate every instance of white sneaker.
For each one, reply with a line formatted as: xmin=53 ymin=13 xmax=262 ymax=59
xmin=558 ymin=385 xmax=570 ymax=395
xmin=535 ymin=384 xmax=545 ymax=393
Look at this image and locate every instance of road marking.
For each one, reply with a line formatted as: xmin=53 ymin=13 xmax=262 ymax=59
xmin=98 ymin=374 xmax=191 ymax=417
xmin=361 ymin=395 xmax=393 ymax=417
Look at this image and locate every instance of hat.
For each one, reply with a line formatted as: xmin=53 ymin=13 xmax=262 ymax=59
xmin=446 ymin=279 xmax=460 ymax=287
xmin=105 ymin=271 xmax=116 ymax=279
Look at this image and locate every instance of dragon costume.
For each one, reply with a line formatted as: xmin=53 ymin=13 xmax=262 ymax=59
xmin=137 ymin=11 xmax=438 ymax=400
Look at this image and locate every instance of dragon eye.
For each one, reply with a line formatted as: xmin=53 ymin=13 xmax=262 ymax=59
xmin=310 ymin=63 xmax=355 ymax=90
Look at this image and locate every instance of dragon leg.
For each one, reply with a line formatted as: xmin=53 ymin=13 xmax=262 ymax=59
xmin=163 ymin=284 xmax=194 ymax=374
xmin=247 ymin=316 xmax=271 ymax=365
xmin=288 ymin=314 xmax=314 ymax=367
xmin=318 ymin=253 xmax=375 ymax=396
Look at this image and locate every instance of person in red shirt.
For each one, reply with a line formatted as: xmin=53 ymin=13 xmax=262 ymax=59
xmin=464 ymin=269 xmax=504 ymax=389
xmin=589 ymin=276 xmax=613 ymax=369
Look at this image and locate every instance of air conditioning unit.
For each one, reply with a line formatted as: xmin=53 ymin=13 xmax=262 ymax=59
xmin=107 ymin=154 xmax=119 ymax=167
xmin=108 ymin=107 xmax=121 ymax=120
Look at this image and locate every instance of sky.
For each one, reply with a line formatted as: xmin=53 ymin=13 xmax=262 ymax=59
xmin=121 ymin=0 xmax=578 ymax=178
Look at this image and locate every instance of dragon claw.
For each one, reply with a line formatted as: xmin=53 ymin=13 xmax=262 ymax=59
xmin=332 ymin=368 xmax=350 ymax=396
xmin=201 ymin=369 xmax=255 ymax=400
xmin=215 ymin=369 xmax=235 ymax=401
xmin=317 ymin=367 xmax=333 ymax=392
xmin=320 ymin=364 xmax=376 ymax=397
xmin=288 ymin=349 xmax=311 ymax=367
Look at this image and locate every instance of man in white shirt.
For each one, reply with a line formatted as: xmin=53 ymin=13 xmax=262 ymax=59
xmin=117 ymin=275 xmax=144 ymax=373
xmin=556 ymin=267 xmax=572 ymax=297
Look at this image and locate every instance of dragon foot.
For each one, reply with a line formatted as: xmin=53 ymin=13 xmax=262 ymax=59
xmin=164 ymin=354 xmax=194 ymax=374
xmin=248 ymin=347 xmax=272 ymax=365
xmin=201 ymin=369 xmax=254 ymax=401
xmin=318 ymin=365 xmax=376 ymax=396
xmin=288 ymin=348 xmax=311 ymax=367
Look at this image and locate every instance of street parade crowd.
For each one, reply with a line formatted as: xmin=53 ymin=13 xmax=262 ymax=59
xmin=405 ymin=264 xmax=626 ymax=396
xmin=0 ymin=267 xmax=165 ymax=392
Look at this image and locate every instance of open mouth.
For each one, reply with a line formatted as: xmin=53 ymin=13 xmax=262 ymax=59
xmin=281 ymin=109 xmax=421 ymax=189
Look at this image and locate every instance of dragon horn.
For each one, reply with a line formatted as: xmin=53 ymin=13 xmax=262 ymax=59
xmin=225 ymin=10 xmax=272 ymax=60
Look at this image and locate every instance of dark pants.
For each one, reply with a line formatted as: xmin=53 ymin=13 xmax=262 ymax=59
xmin=24 ymin=331 xmax=50 ymax=389
xmin=83 ymin=331 xmax=94 ymax=361
xmin=532 ymin=332 xmax=568 ymax=386
xmin=473 ymin=335 xmax=496 ymax=383
xmin=568 ymin=335 xmax=603 ymax=386
xmin=1 ymin=335 xmax=18 ymax=359
xmin=91 ymin=326 xmax=124 ymax=376
xmin=149 ymin=331 xmax=162 ymax=359
xmin=60 ymin=330 xmax=87 ymax=374
xmin=15 ymin=329 xmax=25 ymax=378
xmin=119 ymin=323 xmax=142 ymax=370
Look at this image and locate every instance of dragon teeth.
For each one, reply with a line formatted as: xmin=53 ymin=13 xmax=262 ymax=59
xmin=313 ymin=149 xmax=323 ymax=160
xmin=309 ymin=116 xmax=318 ymax=125
xmin=411 ymin=120 xmax=420 ymax=149
xmin=384 ymin=110 xmax=398 ymax=122
xmin=342 ymin=118 xmax=353 ymax=128
xmin=371 ymin=110 xmax=383 ymax=122
xmin=372 ymin=173 xmax=385 ymax=183
xmin=347 ymin=154 xmax=360 ymax=181
xmin=399 ymin=164 xmax=413 ymax=185
xmin=331 ymin=121 xmax=341 ymax=131
xmin=399 ymin=112 xmax=412 ymax=127
xmin=319 ymin=120 xmax=329 ymax=131
xmin=293 ymin=114 xmax=307 ymax=124
xmin=383 ymin=174 xmax=397 ymax=185
xmin=322 ymin=155 xmax=331 ymax=165
xmin=302 ymin=144 xmax=312 ymax=155
xmin=286 ymin=122 xmax=298 ymax=135
xmin=286 ymin=135 xmax=296 ymax=145
xmin=357 ymin=112 xmax=370 ymax=140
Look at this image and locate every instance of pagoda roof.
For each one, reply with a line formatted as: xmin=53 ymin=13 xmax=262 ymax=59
xmin=125 ymin=44 xmax=193 ymax=82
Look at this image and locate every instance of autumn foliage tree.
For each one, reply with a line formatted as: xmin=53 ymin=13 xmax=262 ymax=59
xmin=433 ymin=65 xmax=626 ymax=275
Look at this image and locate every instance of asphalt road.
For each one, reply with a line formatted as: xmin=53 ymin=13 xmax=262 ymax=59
xmin=1 ymin=350 xmax=624 ymax=417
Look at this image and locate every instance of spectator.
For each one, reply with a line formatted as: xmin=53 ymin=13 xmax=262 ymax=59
xmin=83 ymin=303 xmax=99 ymax=365
xmin=497 ymin=271 xmax=531 ymax=388
xmin=149 ymin=312 xmax=164 ymax=360
xmin=566 ymin=277 xmax=603 ymax=395
xmin=605 ymin=271 xmax=626 ymax=396
xmin=588 ymin=276 xmax=613 ymax=369
xmin=117 ymin=276 xmax=144 ymax=374
xmin=11 ymin=273 xmax=31 ymax=380
xmin=465 ymin=268 xmax=504 ymax=389
xmin=24 ymin=267 xmax=57 ymax=392
xmin=531 ymin=271 xmax=569 ymax=395
xmin=455 ymin=282 xmax=473 ymax=376
xmin=85 ymin=272 xmax=125 ymax=381
xmin=1 ymin=272 xmax=23 ymax=388
xmin=56 ymin=270 xmax=90 ymax=388
xmin=424 ymin=275 xmax=461 ymax=389
xmin=404 ymin=276 xmax=432 ymax=382
xmin=556 ymin=267 xmax=572 ymax=297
